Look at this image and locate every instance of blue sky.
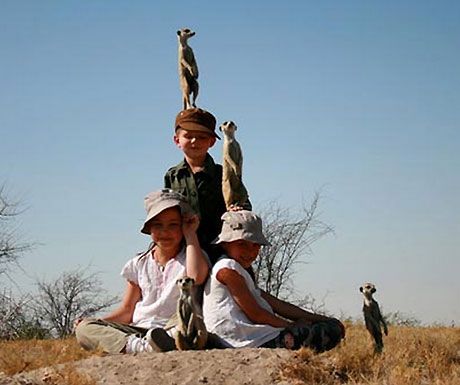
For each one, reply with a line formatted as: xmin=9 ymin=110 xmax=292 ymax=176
xmin=2 ymin=1 xmax=459 ymax=325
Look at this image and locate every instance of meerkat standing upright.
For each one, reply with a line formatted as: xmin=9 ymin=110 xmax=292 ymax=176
xmin=360 ymin=283 xmax=388 ymax=354
xmin=175 ymin=277 xmax=207 ymax=350
xmin=220 ymin=121 xmax=249 ymax=210
xmin=177 ymin=28 xmax=199 ymax=110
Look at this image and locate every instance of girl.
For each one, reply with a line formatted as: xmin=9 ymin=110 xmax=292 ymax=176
xmin=203 ymin=210 xmax=345 ymax=351
xmin=75 ymin=189 xmax=209 ymax=354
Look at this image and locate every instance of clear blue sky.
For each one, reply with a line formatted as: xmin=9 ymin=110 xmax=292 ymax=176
xmin=2 ymin=1 xmax=459 ymax=325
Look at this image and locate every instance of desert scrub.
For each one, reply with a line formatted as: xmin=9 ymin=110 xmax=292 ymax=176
xmin=279 ymin=323 xmax=460 ymax=385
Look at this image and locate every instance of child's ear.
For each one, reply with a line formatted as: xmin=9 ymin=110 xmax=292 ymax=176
xmin=173 ymin=135 xmax=181 ymax=147
xmin=209 ymin=137 xmax=217 ymax=148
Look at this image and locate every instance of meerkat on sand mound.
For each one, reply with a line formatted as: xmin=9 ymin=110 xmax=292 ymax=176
xmin=175 ymin=277 xmax=207 ymax=350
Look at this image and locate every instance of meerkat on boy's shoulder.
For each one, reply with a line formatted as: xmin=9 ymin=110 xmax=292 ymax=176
xmin=177 ymin=28 xmax=199 ymax=110
xmin=220 ymin=120 xmax=249 ymax=211
xmin=360 ymin=282 xmax=388 ymax=354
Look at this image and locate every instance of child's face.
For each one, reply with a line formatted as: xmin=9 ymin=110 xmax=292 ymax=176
xmin=222 ymin=240 xmax=261 ymax=269
xmin=174 ymin=129 xmax=216 ymax=161
xmin=148 ymin=207 xmax=183 ymax=254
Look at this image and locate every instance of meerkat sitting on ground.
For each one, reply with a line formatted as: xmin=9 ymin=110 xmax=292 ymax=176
xmin=220 ymin=121 xmax=250 ymax=210
xmin=175 ymin=277 xmax=207 ymax=350
xmin=360 ymin=282 xmax=388 ymax=354
xmin=177 ymin=28 xmax=199 ymax=110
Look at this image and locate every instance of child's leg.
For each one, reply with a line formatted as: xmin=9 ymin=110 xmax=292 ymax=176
xmin=75 ymin=319 xmax=148 ymax=354
xmin=262 ymin=320 xmax=344 ymax=352
xmin=292 ymin=320 xmax=344 ymax=352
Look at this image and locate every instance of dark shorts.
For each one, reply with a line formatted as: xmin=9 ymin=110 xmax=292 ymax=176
xmin=261 ymin=320 xmax=344 ymax=352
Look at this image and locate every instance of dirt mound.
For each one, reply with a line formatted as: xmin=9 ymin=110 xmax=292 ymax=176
xmin=5 ymin=348 xmax=295 ymax=385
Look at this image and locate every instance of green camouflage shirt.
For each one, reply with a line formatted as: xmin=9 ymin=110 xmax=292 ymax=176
xmin=164 ymin=154 xmax=228 ymax=249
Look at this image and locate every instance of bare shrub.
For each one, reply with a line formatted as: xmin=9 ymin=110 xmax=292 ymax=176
xmin=34 ymin=268 xmax=119 ymax=338
xmin=0 ymin=289 xmax=48 ymax=340
xmin=384 ymin=311 xmax=422 ymax=327
xmin=0 ymin=185 xmax=33 ymax=274
xmin=254 ymin=192 xmax=333 ymax=300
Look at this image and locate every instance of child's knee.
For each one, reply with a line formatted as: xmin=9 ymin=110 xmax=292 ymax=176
xmin=75 ymin=319 xmax=100 ymax=351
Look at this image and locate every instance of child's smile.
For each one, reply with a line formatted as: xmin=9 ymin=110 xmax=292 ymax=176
xmin=148 ymin=207 xmax=183 ymax=255
xmin=222 ymin=240 xmax=261 ymax=269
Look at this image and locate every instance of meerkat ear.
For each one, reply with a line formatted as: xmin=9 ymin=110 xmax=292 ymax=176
xmin=359 ymin=286 xmax=363 ymax=292
xmin=371 ymin=287 xmax=376 ymax=293
xmin=177 ymin=30 xmax=181 ymax=35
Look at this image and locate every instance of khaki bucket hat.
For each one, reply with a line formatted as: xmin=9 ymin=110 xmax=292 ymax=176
xmin=211 ymin=210 xmax=270 ymax=245
xmin=140 ymin=189 xmax=194 ymax=234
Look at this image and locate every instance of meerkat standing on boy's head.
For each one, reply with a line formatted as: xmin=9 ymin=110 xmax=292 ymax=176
xmin=360 ymin=282 xmax=388 ymax=354
xmin=175 ymin=277 xmax=207 ymax=350
xmin=177 ymin=28 xmax=199 ymax=110
xmin=220 ymin=120 xmax=250 ymax=211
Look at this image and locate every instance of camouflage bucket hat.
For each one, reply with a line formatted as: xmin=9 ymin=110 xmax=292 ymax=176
xmin=141 ymin=189 xmax=194 ymax=234
xmin=211 ymin=210 xmax=270 ymax=245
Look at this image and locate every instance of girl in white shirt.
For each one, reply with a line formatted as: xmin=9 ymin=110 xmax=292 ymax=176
xmin=203 ymin=211 xmax=345 ymax=352
xmin=75 ymin=189 xmax=209 ymax=354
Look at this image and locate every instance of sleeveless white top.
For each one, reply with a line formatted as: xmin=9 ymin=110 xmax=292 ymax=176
xmin=202 ymin=257 xmax=283 ymax=347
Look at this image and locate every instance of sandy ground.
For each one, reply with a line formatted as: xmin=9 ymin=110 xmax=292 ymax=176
xmin=1 ymin=348 xmax=297 ymax=385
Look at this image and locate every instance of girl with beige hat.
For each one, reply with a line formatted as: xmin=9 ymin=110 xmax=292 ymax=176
xmin=74 ymin=189 xmax=210 ymax=354
xmin=203 ymin=210 xmax=345 ymax=352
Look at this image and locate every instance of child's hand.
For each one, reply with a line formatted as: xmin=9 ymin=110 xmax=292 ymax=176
xmin=228 ymin=205 xmax=244 ymax=212
xmin=73 ymin=318 xmax=84 ymax=332
xmin=182 ymin=214 xmax=200 ymax=239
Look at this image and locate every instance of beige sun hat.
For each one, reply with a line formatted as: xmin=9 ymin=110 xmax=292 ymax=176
xmin=140 ymin=189 xmax=194 ymax=234
xmin=211 ymin=210 xmax=270 ymax=245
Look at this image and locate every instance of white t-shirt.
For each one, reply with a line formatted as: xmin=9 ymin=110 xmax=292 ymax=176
xmin=121 ymin=246 xmax=208 ymax=329
xmin=203 ymin=257 xmax=283 ymax=348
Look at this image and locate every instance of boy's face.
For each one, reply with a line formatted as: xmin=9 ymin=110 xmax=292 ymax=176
xmin=222 ymin=240 xmax=261 ymax=269
xmin=147 ymin=207 xmax=183 ymax=254
xmin=174 ymin=129 xmax=216 ymax=161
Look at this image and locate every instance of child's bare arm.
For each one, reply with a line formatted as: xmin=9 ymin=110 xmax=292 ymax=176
xmin=183 ymin=214 xmax=209 ymax=285
xmin=102 ymin=281 xmax=141 ymax=324
xmin=261 ymin=290 xmax=345 ymax=336
xmin=217 ymin=268 xmax=292 ymax=328
xmin=260 ymin=290 xmax=330 ymax=324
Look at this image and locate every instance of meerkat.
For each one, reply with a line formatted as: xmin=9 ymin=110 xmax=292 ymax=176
xmin=177 ymin=28 xmax=199 ymax=110
xmin=360 ymin=282 xmax=388 ymax=354
xmin=220 ymin=120 xmax=249 ymax=210
xmin=175 ymin=277 xmax=207 ymax=350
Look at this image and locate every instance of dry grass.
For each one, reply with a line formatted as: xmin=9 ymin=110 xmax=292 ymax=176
xmin=279 ymin=323 xmax=460 ymax=385
xmin=1 ymin=325 xmax=459 ymax=385
xmin=0 ymin=337 xmax=101 ymax=384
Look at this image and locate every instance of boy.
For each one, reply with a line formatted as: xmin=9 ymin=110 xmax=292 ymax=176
xmin=74 ymin=189 xmax=209 ymax=354
xmin=164 ymin=108 xmax=251 ymax=263
xmin=202 ymin=211 xmax=345 ymax=351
